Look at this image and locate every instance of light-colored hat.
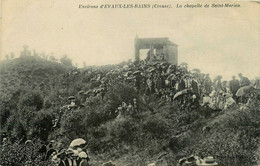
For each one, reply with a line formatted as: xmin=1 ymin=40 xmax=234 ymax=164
xmin=69 ymin=138 xmax=87 ymax=149
xmin=78 ymin=151 xmax=88 ymax=159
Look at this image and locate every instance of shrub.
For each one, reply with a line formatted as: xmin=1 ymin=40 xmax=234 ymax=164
xmin=106 ymin=82 xmax=138 ymax=111
xmin=143 ymin=114 xmax=171 ymax=139
xmin=108 ymin=117 xmax=137 ymax=144
xmin=0 ymin=140 xmax=53 ymax=166
xmin=32 ymin=109 xmax=55 ymax=141
xmin=59 ymin=109 xmax=88 ymax=140
xmin=18 ymin=91 xmax=43 ymax=111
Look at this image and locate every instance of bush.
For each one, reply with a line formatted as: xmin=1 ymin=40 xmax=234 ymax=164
xmin=143 ymin=114 xmax=171 ymax=139
xmin=108 ymin=117 xmax=137 ymax=143
xmin=18 ymin=91 xmax=43 ymax=111
xmin=0 ymin=140 xmax=53 ymax=166
xmin=59 ymin=109 xmax=88 ymax=140
xmin=32 ymin=109 xmax=55 ymax=141
xmin=106 ymin=82 xmax=139 ymax=111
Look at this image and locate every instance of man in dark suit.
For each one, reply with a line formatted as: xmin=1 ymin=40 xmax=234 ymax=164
xmin=191 ymin=79 xmax=199 ymax=95
xmin=229 ymin=75 xmax=240 ymax=100
xmin=204 ymin=74 xmax=212 ymax=95
xmin=178 ymin=77 xmax=186 ymax=91
xmin=191 ymin=77 xmax=199 ymax=102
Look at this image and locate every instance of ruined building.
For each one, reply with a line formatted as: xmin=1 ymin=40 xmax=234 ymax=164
xmin=134 ymin=37 xmax=178 ymax=65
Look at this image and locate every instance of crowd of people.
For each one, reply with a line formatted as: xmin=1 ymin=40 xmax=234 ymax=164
xmin=38 ymin=62 xmax=259 ymax=165
xmin=61 ymin=61 xmax=259 ymax=113
xmin=46 ymin=62 xmax=259 ymax=164
xmin=1 ymin=61 xmax=259 ymax=166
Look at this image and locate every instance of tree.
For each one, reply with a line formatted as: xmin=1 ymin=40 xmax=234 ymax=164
xmin=33 ymin=49 xmax=38 ymax=57
xmin=32 ymin=109 xmax=54 ymax=141
xmin=83 ymin=62 xmax=87 ymax=68
xmin=191 ymin=68 xmax=201 ymax=74
xmin=20 ymin=45 xmax=32 ymax=57
xmin=60 ymin=55 xmax=72 ymax=66
xmin=18 ymin=91 xmax=43 ymax=111
xmin=39 ymin=52 xmax=46 ymax=59
xmin=49 ymin=55 xmax=56 ymax=61
xmin=10 ymin=52 xmax=15 ymax=59
xmin=5 ymin=54 xmax=9 ymax=60
xmin=49 ymin=53 xmax=57 ymax=61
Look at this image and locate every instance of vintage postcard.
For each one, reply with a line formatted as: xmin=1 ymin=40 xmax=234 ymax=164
xmin=0 ymin=0 xmax=259 ymax=166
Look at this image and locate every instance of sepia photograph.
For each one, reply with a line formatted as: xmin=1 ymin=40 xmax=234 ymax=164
xmin=0 ymin=0 xmax=260 ymax=165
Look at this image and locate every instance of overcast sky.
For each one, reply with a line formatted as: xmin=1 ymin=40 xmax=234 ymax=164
xmin=1 ymin=0 xmax=259 ymax=80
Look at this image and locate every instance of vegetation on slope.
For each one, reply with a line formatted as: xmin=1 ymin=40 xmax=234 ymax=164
xmin=0 ymin=50 xmax=259 ymax=166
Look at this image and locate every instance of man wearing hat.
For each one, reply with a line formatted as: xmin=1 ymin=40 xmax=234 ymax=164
xmin=204 ymin=74 xmax=212 ymax=95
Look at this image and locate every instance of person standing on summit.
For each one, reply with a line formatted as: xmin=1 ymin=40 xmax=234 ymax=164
xmin=214 ymin=76 xmax=223 ymax=92
xmin=229 ymin=76 xmax=240 ymax=100
xmin=204 ymin=74 xmax=212 ymax=95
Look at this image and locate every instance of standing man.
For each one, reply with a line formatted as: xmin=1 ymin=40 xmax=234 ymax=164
xmin=229 ymin=76 xmax=240 ymax=100
xmin=134 ymin=73 xmax=142 ymax=91
xmin=254 ymin=78 xmax=260 ymax=89
xmin=178 ymin=76 xmax=186 ymax=91
xmin=222 ymin=81 xmax=228 ymax=93
xmin=204 ymin=74 xmax=212 ymax=95
xmin=184 ymin=75 xmax=191 ymax=89
xmin=214 ymin=76 xmax=223 ymax=92
xmin=191 ymin=77 xmax=199 ymax=102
